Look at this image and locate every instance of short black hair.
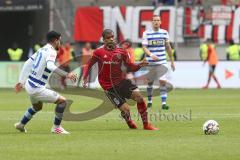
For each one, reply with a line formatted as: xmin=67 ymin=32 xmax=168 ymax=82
xmin=46 ymin=31 xmax=61 ymax=42
xmin=102 ymin=29 xmax=114 ymax=39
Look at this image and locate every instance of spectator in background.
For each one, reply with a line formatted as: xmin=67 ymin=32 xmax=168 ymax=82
xmin=186 ymin=0 xmax=195 ymax=5
xmin=7 ymin=42 xmax=23 ymax=61
xmin=203 ymin=39 xmax=221 ymax=89
xmin=133 ymin=43 xmax=145 ymax=84
xmin=152 ymin=0 xmax=175 ymax=6
xmin=169 ymin=42 xmax=177 ymax=61
xmin=226 ymin=39 xmax=240 ymax=60
xmin=134 ymin=43 xmax=145 ymax=62
xmin=57 ymin=42 xmax=72 ymax=89
xmin=239 ymin=42 xmax=240 ymax=55
xmin=199 ymin=40 xmax=208 ymax=61
xmin=78 ymin=42 xmax=93 ymax=87
xmin=28 ymin=41 xmax=45 ymax=59
xmin=120 ymin=39 xmax=135 ymax=81
xmin=120 ymin=39 xmax=135 ymax=63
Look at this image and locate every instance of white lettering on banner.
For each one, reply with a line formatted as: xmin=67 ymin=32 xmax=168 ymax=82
xmin=176 ymin=7 xmax=184 ymax=42
xmin=204 ymin=25 xmax=212 ymax=40
xmin=154 ymin=6 xmax=175 ymax=42
xmin=100 ymin=6 xmax=112 ymax=30
xmin=111 ymin=7 xmax=133 ymax=40
xmin=232 ymin=7 xmax=240 ymax=43
xmin=218 ymin=25 xmax=226 ymax=44
xmin=191 ymin=7 xmax=200 ymax=31
xmin=212 ymin=6 xmax=232 ymax=25
xmin=96 ymin=6 xmax=240 ymax=43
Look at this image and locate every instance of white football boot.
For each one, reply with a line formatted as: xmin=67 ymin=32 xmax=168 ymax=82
xmin=14 ymin=122 xmax=27 ymax=133
xmin=51 ymin=126 xmax=70 ymax=134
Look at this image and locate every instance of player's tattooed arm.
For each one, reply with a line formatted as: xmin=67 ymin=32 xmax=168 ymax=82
xmin=47 ymin=61 xmax=77 ymax=83
xmin=82 ymin=56 xmax=98 ymax=88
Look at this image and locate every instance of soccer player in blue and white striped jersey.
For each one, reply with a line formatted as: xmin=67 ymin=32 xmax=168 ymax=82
xmin=142 ymin=15 xmax=175 ymax=110
xmin=14 ymin=31 xmax=77 ymax=134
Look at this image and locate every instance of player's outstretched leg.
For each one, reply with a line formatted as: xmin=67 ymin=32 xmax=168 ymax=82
xmin=131 ymin=90 xmax=158 ymax=130
xmin=15 ymin=102 xmax=42 ymax=133
xmin=51 ymin=97 xmax=70 ymax=134
xmin=119 ymin=104 xmax=137 ymax=129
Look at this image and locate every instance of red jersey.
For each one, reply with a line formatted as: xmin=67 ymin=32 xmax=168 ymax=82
xmin=83 ymin=46 xmax=141 ymax=90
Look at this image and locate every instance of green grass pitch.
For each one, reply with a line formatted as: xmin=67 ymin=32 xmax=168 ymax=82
xmin=0 ymin=89 xmax=240 ymax=160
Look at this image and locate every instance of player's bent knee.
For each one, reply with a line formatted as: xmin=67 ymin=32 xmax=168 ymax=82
xmin=55 ymin=96 xmax=66 ymax=104
xmin=136 ymin=95 xmax=144 ymax=103
xmin=119 ymin=103 xmax=130 ymax=112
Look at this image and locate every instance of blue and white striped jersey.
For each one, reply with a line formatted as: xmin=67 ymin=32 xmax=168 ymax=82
xmin=142 ymin=28 xmax=170 ymax=65
xmin=27 ymin=44 xmax=57 ymax=88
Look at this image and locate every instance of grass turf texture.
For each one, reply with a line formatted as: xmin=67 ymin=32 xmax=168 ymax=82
xmin=0 ymin=89 xmax=239 ymax=160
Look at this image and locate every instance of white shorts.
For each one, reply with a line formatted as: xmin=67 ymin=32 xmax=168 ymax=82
xmin=25 ymin=81 xmax=60 ymax=104
xmin=146 ymin=64 xmax=171 ymax=82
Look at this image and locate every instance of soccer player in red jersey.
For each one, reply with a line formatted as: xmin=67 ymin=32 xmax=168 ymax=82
xmin=82 ymin=29 xmax=158 ymax=130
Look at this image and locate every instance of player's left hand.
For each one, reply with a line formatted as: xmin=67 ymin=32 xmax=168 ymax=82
xmin=67 ymin=72 xmax=78 ymax=83
xmin=139 ymin=59 xmax=149 ymax=67
xmin=171 ymin=62 xmax=175 ymax=71
xmin=15 ymin=83 xmax=23 ymax=93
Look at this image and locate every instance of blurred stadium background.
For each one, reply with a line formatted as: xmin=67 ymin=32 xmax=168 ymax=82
xmin=0 ymin=0 xmax=240 ymax=88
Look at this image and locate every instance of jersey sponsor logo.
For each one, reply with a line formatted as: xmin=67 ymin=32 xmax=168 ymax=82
xmin=103 ymin=61 xmax=119 ymax=64
xmin=149 ymin=39 xmax=165 ymax=46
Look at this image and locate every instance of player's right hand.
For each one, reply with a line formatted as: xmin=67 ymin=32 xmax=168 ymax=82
xmin=139 ymin=59 xmax=149 ymax=67
xmin=15 ymin=83 xmax=23 ymax=93
xmin=67 ymin=72 xmax=77 ymax=83
xmin=150 ymin=54 xmax=159 ymax=61
xmin=82 ymin=79 xmax=88 ymax=88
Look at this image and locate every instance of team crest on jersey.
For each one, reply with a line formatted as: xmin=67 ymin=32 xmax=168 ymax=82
xmin=116 ymin=54 xmax=121 ymax=59
xmin=149 ymin=39 xmax=165 ymax=46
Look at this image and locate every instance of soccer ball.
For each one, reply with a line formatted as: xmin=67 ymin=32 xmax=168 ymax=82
xmin=202 ymin=120 xmax=219 ymax=135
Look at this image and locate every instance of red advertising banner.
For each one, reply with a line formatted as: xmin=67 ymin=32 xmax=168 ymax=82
xmin=74 ymin=7 xmax=104 ymax=42
xmin=74 ymin=6 xmax=240 ymax=44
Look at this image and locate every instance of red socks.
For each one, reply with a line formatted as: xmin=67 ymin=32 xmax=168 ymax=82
xmin=137 ymin=101 xmax=148 ymax=125
xmin=121 ymin=111 xmax=131 ymax=122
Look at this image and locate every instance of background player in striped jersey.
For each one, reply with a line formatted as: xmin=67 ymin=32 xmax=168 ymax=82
xmin=14 ymin=31 xmax=77 ymax=134
xmin=142 ymin=15 xmax=175 ymax=110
